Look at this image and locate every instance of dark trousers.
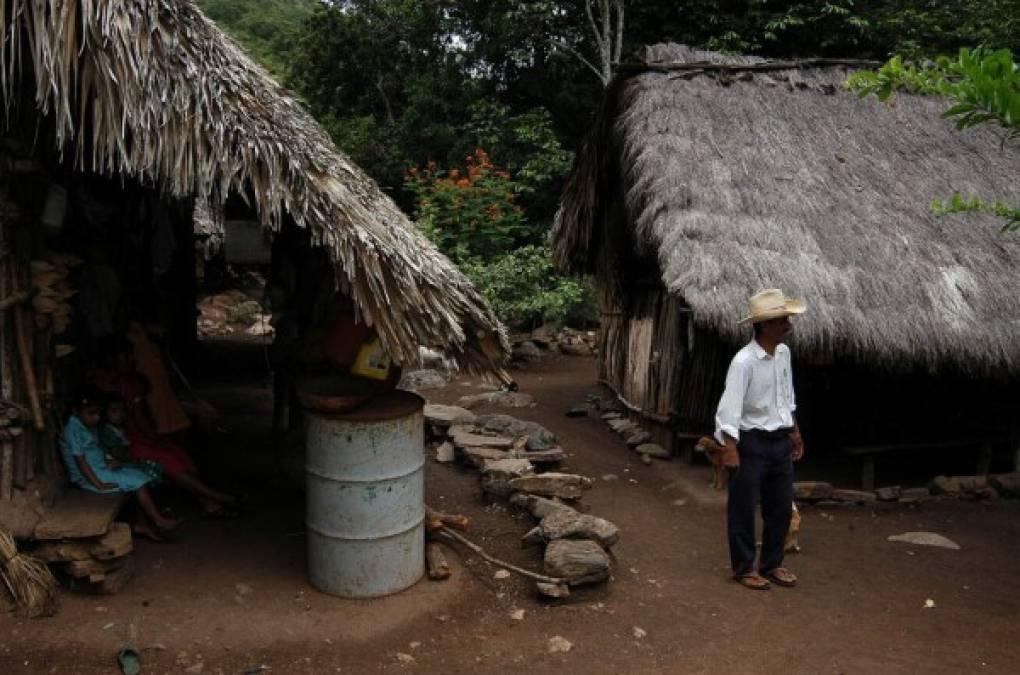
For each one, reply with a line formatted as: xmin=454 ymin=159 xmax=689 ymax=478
xmin=727 ymin=431 xmax=794 ymax=577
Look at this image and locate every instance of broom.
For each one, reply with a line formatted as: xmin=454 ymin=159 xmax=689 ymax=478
xmin=0 ymin=529 xmax=58 ymax=617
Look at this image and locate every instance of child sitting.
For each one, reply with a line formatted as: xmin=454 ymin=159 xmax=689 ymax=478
xmin=61 ymin=388 xmax=182 ymax=540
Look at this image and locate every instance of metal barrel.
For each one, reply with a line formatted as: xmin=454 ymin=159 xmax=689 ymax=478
xmin=304 ymin=391 xmax=425 ymax=598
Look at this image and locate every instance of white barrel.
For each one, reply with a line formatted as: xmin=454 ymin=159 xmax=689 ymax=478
xmin=305 ymin=391 xmax=424 ymax=597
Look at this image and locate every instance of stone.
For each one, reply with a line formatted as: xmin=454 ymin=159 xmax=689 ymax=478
xmin=547 ymin=635 xmax=574 ymax=653
xmin=537 ymin=582 xmax=570 ymax=599
xmin=607 ymin=419 xmax=635 ymax=434
xmin=424 ymin=404 xmax=476 ymax=428
xmin=512 ymin=341 xmax=542 ymax=361
xmin=793 ymin=481 xmax=834 ymax=501
xmin=989 ymin=473 xmax=1020 ymax=497
xmin=624 ymin=431 xmax=652 ymax=448
xmin=399 ymin=369 xmax=448 ymax=391
xmin=831 ymin=489 xmax=877 ymax=504
xmin=517 ymin=448 xmax=567 ymax=465
xmin=474 ymin=415 xmax=556 ymax=450
xmin=449 ymin=427 xmax=514 ymax=450
xmin=967 ymin=486 xmax=999 ymax=500
xmin=888 ymin=532 xmax=960 ymax=550
xmin=634 ymin=443 xmax=670 ymax=459
xmin=544 ymin=540 xmax=611 ymax=585
xmin=640 ymin=454 xmax=652 ymax=465
xmin=898 ymin=487 xmax=931 ymax=503
xmin=462 ymin=446 xmax=510 ymax=469
xmin=458 ymin=391 xmax=535 ymax=410
xmin=566 ymin=407 xmax=588 ymax=418
xmin=931 ymin=475 xmax=987 ymax=495
xmin=600 ymin=412 xmax=622 ymax=421
xmin=560 ymin=342 xmax=591 ymax=356
xmin=529 ymin=324 xmax=559 ymax=348
xmin=509 ymin=493 xmax=575 ymax=519
xmin=435 ymin=441 xmax=456 ymax=463
xmin=874 ymin=486 xmax=902 ymax=501
xmin=481 ymin=459 xmax=535 ymax=498
xmin=522 ymin=509 xmax=619 ymax=549
xmin=508 ymin=473 xmax=593 ymax=500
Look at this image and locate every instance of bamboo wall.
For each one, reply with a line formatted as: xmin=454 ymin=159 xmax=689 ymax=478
xmin=1 ymin=143 xmax=64 ymax=513
xmin=597 ymin=276 xmax=733 ymax=452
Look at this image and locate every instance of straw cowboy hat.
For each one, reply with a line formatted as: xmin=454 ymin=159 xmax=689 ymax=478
xmin=739 ymin=288 xmax=807 ymax=324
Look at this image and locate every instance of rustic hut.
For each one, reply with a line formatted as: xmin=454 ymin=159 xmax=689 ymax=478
xmin=0 ymin=1 xmax=506 ymax=537
xmin=553 ymin=44 xmax=1020 ymax=480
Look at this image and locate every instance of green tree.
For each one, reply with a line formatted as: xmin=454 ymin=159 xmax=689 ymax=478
xmin=196 ymin=0 xmax=318 ymax=76
xmin=848 ymin=47 xmax=1020 ymax=231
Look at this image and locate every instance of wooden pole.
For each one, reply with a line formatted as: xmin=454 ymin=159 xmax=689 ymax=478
xmin=0 ymin=441 xmax=11 ymax=501
xmin=0 ymin=222 xmax=13 ymax=500
xmin=13 ymin=304 xmax=45 ymax=431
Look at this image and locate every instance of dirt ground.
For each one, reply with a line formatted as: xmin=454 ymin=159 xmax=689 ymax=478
xmin=3 ymin=345 xmax=1020 ymax=674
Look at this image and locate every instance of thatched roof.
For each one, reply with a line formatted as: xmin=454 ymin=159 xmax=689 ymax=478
xmin=554 ymin=44 xmax=1020 ymax=376
xmin=1 ymin=0 xmax=507 ymax=371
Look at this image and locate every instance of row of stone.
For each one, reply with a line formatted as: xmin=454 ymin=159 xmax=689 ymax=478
xmin=425 ymin=404 xmax=616 ymax=595
xmin=598 ymin=412 xmax=670 ymax=464
xmin=794 ymin=473 xmax=1020 ymax=506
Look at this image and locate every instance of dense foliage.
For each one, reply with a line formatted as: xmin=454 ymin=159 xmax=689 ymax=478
xmin=849 ymin=47 xmax=1020 ymax=231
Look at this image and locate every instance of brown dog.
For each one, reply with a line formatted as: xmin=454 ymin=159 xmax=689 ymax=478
xmin=695 ymin=436 xmax=802 ymax=552
xmin=694 ymin=435 xmax=728 ymax=490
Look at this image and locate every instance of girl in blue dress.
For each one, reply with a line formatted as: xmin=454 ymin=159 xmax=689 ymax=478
xmin=61 ymin=388 xmax=182 ymax=538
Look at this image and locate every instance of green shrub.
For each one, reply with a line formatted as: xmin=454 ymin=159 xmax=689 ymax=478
xmin=461 ymin=245 xmax=595 ymax=330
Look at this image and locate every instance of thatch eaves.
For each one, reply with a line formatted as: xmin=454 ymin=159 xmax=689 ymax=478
xmin=1 ymin=0 xmax=507 ymax=371
xmin=554 ymin=43 xmax=1020 ymax=376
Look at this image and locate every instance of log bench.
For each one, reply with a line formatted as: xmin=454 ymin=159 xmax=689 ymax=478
xmin=841 ymin=439 xmax=994 ymax=491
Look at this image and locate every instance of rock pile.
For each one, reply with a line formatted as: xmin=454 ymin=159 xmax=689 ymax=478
xmin=509 ymin=325 xmax=598 ymax=362
xmin=425 ymin=404 xmax=617 ymax=597
xmin=197 ymin=290 xmax=272 ymax=338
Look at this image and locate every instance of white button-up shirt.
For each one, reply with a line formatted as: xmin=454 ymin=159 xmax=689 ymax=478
xmin=714 ymin=339 xmax=796 ymax=444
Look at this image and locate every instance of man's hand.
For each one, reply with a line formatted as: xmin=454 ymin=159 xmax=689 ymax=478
xmin=721 ymin=438 xmax=740 ymax=470
xmin=791 ymin=432 xmax=805 ymax=461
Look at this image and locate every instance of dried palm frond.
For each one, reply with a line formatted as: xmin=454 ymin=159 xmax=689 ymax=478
xmin=0 ymin=529 xmax=59 ymax=618
xmin=0 ymin=0 xmax=508 ymax=373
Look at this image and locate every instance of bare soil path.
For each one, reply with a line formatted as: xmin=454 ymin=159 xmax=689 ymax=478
xmin=3 ymin=350 xmax=1019 ymax=674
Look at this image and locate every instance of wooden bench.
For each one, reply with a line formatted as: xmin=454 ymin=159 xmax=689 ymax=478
xmin=841 ymin=439 xmax=994 ymax=491
xmin=34 ymin=490 xmax=127 ymax=540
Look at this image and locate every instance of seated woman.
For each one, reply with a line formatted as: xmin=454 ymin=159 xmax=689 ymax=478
xmin=61 ymin=388 xmax=181 ymax=540
xmin=92 ymin=341 xmax=242 ymax=519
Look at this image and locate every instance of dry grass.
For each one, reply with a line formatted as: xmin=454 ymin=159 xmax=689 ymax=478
xmin=0 ymin=530 xmax=58 ymax=618
xmin=0 ymin=0 xmax=507 ymax=372
xmin=554 ymin=44 xmax=1020 ymax=376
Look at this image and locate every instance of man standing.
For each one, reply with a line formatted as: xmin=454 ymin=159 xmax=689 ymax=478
xmin=715 ymin=289 xmax=806 ymax=590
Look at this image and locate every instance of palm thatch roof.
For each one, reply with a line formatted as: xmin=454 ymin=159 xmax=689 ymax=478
xmin=1 ymin=0 xmax=507 ymax=371
xmin=554 ymin=43 xmax=1020 ymax=376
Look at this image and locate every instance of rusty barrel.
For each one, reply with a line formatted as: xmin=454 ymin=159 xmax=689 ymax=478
xmin=304 ymin=390 xmax=424 ymax=597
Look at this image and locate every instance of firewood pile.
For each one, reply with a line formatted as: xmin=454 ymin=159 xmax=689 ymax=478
xmin=32 ymin=522 xmax=135 ymax=595
xmin=425 ymin=405 xmax=618 ymax=599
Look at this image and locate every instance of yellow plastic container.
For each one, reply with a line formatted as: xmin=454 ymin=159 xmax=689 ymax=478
xmin=350 ymin=336 xmax=392 ymax=381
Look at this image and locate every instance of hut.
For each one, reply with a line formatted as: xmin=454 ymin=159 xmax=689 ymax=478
xmin=553 ymin=43 xmax=1020 ymax=482
xmin=0 ymin=1 xmax=506 ymax=538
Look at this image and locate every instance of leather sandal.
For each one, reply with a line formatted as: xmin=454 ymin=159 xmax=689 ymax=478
xmin=736 ymin=573 xmax=771 ymax=590
xmin=763 ymin=567 xmax=797 ymax=587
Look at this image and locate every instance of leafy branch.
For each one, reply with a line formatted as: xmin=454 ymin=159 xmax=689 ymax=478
xmin=847 ymin=47 xmax=1020 ymax=231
